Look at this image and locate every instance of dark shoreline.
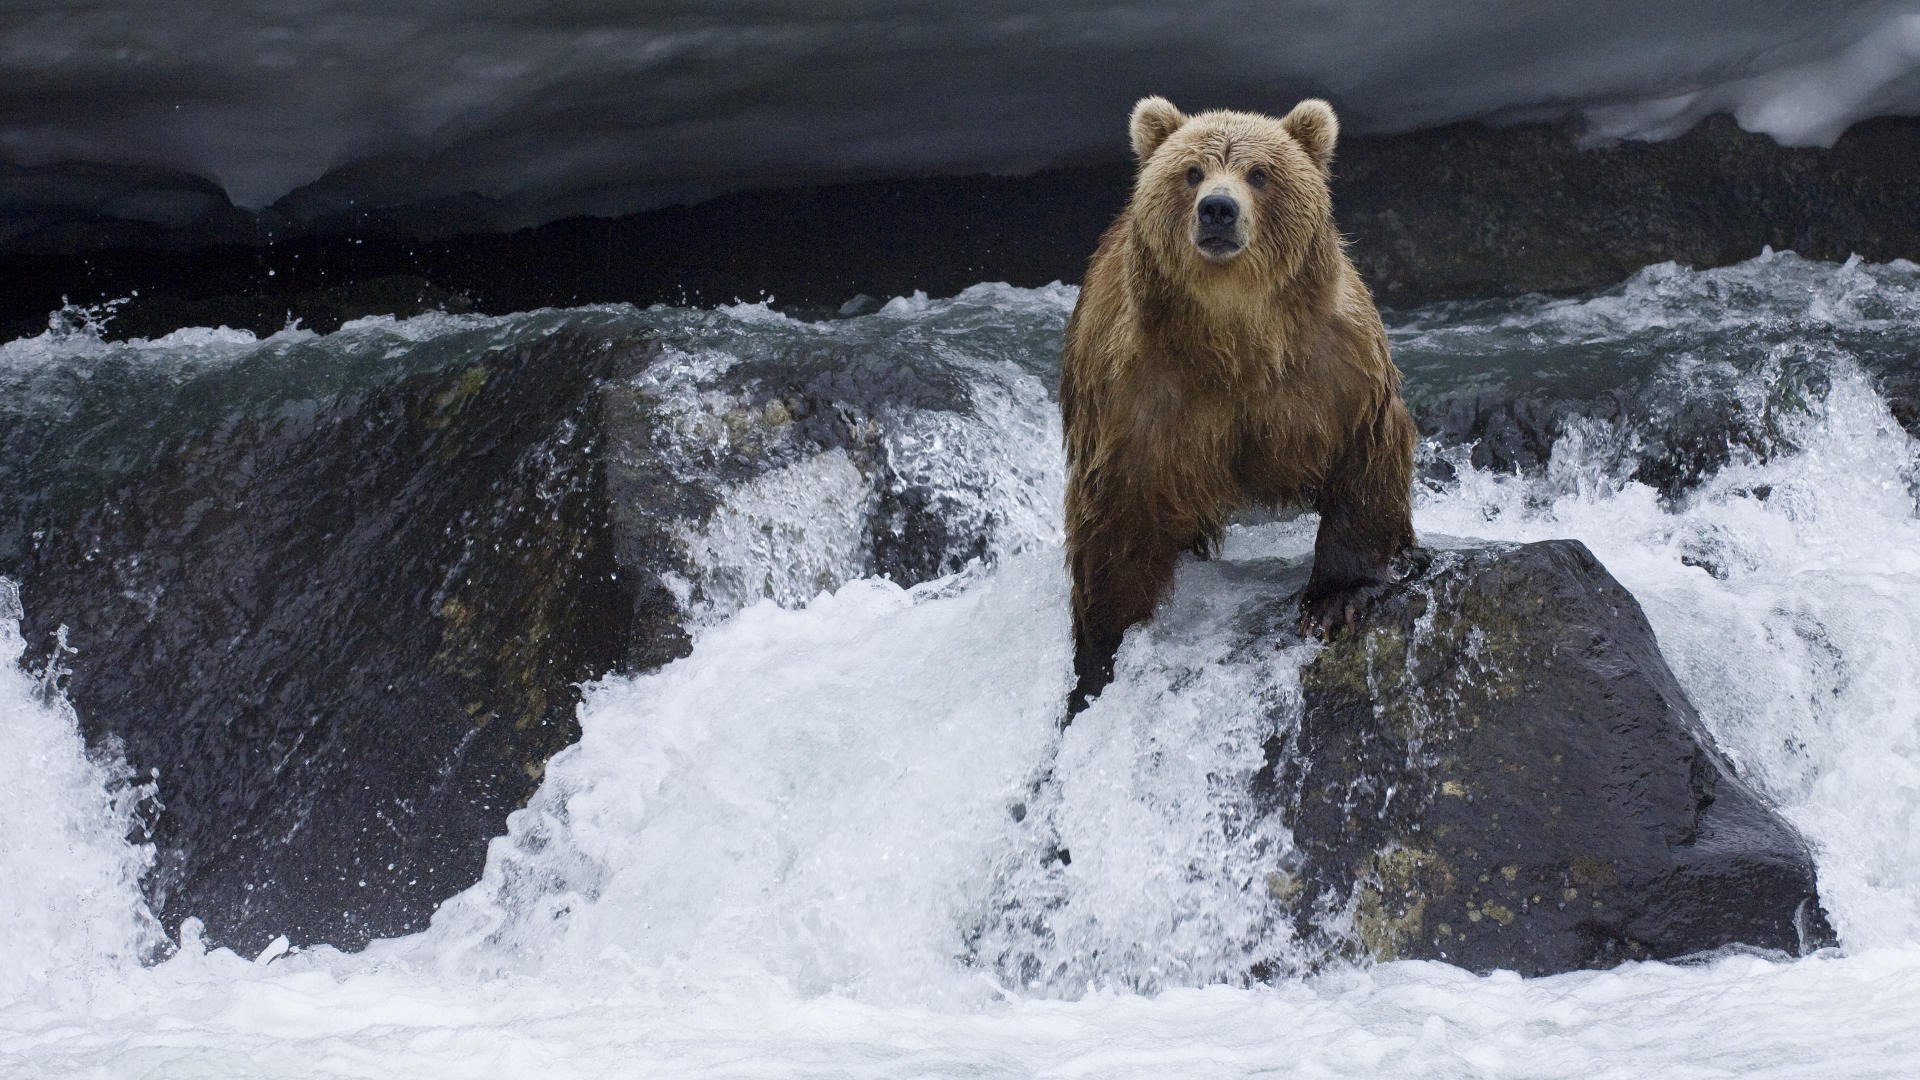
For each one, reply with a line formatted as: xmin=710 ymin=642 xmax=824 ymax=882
xmin=5 ymin=113 xmax=1920 ymax=343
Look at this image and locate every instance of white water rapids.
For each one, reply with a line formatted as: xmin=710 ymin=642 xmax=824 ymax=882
xmin=3 ymin=253 xmax=1920 ymax=1077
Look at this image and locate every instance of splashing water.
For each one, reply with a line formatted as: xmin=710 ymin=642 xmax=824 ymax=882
xmin=4 ymin=254 xmax=1920 ymax=1076
xmin=0 ymin=579 xmax=161 ymax=1005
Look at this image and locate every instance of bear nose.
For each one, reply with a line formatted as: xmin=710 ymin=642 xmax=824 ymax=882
xmin=1197 ymin=194 xmax=1239 ymax=228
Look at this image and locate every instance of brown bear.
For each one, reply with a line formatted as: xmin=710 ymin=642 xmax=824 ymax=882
xmin=1061 ymin=96 xmax=1417 ymax=715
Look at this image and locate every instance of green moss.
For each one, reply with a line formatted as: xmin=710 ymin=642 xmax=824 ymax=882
xmin=426 ymin=363 xmax=609 ymax=739
xmin=1304 ymin=565 xmax=1546 ymax=755
xmin=426 ymin=364 xmax=492 ymax=427
xmin=724 ymin=398 xmax=793 ymax=439
xmin=1354 ymin=847 xmax=1455 ymax=961
xmin=1303 ymin=623 xmax=1422 ymax=738
xmin=1303 ymin=623 xmax=1404 ymax=698
xmin=1266 ymin=871 xmax=1304 ymax=903
xmin=1300 ymin=552 xmax=1625 ymax=966
xmin=1571 ymin=855 xmax=1619 ymax=888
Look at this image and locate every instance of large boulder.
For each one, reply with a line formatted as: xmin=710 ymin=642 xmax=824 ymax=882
xmin=12 ymin=331 xmax=642 ymax=952
xmin=5 ymin=316 xmax=1024 ymax=952
xmin=1271 ymin=540 xmax=1834 ymax=974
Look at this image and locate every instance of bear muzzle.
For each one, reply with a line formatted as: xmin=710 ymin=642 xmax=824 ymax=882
xmin=1192 ymin=193 xmax=1245 ymax=260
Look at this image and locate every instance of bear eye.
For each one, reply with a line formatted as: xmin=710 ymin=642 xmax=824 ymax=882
xmin=1248 ymin=167 xmax=1268 ymax=189
xmin=1185 ymin=166 xmax=1203 ymax=187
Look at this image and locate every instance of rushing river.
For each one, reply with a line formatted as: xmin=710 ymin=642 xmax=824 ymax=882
xmin=3 ymin=251 xmax=1920 ymax=1077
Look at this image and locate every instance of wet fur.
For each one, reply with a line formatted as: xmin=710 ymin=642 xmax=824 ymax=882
xmin=1062 ymin=98 xmax=1416 ymax=715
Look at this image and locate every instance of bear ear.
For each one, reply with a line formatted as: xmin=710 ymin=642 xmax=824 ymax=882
xmin=1281 ymin=98 xmax=1339 ymax=171
xmin=1130 ymin=96 xmax=1186 ymax=162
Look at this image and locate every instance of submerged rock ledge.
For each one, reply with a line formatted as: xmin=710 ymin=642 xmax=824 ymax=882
xmin=1270 ymin=540 xmax=1833 ymax=974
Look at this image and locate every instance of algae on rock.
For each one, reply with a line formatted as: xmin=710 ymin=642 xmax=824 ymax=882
xmin=1270 ymin=540 xmax=1833 ymax=975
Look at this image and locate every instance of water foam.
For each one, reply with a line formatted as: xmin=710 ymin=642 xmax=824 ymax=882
xmin=421 ymin=557 xmax=1069 ymax=1003
xmin=407 ymin=252 xmax=1920 ymax=999
xmin=0 ymin=581 xmax=160 ymax=1004
xmin=636 ymin=281 xmax=1068 ymax=631
xmin=4 ymin=256 xmax=1920 ymax=1076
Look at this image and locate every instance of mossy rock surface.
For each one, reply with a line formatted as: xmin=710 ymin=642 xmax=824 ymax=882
xmin=1275 ymin=539 xmax=1833 ymax=974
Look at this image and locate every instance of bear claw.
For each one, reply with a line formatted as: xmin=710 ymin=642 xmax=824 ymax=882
xmin=1299 ymin=588 xmax=1375 ymax=640
xmin=1298 ymin=547 xmax=1434 ymax=640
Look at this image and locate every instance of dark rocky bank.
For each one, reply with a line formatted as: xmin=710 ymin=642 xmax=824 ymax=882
xmin=5 ymin=114 xmax=1920 ymax=342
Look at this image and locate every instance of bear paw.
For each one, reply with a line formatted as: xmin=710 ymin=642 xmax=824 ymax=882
xmin=1298 ymin=546 xmax=1433 ymax=640
xmin=1298 ymin=582 xmax=1391 ymax=640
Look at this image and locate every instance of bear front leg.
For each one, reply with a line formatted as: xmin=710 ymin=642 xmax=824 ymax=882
xmin=1068 ymin=526 xmax=1183 ymax=718
xmin=1301 ymin=409 xmax=1417 ymax=639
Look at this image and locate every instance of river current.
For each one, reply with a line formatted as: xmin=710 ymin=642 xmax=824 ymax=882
xmin=3 ymin=251 xmax=1918 ymax=1077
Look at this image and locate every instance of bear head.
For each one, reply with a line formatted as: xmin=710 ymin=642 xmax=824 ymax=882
xmin=1125 ymin=96 xmax=1338 ymax=287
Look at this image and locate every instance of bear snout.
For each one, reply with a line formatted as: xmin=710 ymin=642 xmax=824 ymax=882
xmin=1193 ymin=193 xmax=1245 ymax=259
xmin=1197 ymin=194 xmax=1239 ymax=228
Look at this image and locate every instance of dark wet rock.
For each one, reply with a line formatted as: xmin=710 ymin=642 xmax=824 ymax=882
xmin=703 ymin=343 xmax=1017 ymax=586
xmin=1266 ymin=540 xmax=1833 ymax=975
xmin=1410 ymin=387 xmax=1749 ymax=499
xmin=7 ymin=326 xmax=1006 ymax=953
xmin=1411 ymin=390 xmax=1623 ymax=479
xmin=1875 ymin=358 xmax=1920 ymax=440
xmin=14 ymin=332 xmax=640 ymax=951
xmin=1407 ymin=366 xmax=1842 ymax=500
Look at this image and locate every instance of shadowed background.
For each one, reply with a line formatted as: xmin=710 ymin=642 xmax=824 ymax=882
xmin=7 ymin=2 xmax=1920 ymax=219
xmin=6 ymin=1 xmax=1920 ymax=336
